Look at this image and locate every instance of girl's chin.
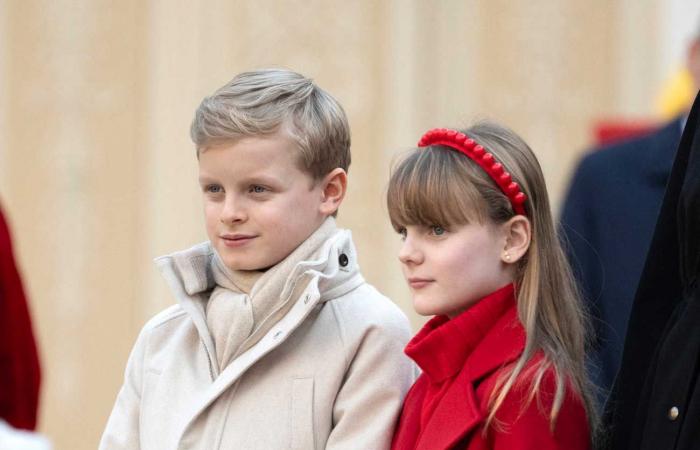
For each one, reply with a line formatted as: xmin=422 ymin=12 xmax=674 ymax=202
xmin=412 ymin=299 xmax=443 ymax=317
xmin=413 ymin=299 xmax=469 ymax=318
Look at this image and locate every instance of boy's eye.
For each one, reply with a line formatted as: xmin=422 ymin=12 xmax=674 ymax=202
xmin=397 ymin=227 xmax=407 ymax=239
xmin=205 ymin=184 xmax=223 ymax=194
xmin=431 ymin=226 xmax=446 ymax=236
xmin=249 ymin=185 xmax=267 ymax=194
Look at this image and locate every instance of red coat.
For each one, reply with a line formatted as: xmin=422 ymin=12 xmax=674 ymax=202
xmin=0 ymin=204 xmax=41 ymax=430
xmin=392 ymin=285 xmax=590 ymax=450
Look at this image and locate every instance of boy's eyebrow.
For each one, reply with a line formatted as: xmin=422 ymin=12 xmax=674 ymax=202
xmin=197 ymin=174 xmax=284 ymax=187
xmin=198 ymin=175 xmax=219 ymax=185
xmin=238 ymin=174 xmax=284 ymax=187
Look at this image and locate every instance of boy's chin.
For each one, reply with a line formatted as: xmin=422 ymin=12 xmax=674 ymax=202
xmin=223 ymin=260 xmax=275 ymax=272
xmin=215 ymin=237 xmax=307 ymax=272
xmin=218 ymin=252 xmax=285 ymax=272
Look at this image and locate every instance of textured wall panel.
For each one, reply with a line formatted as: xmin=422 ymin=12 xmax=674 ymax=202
xmin=0 ymin=1 xmax=675 ymax=448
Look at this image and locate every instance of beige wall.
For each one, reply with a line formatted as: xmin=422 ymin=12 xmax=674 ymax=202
xmin=0 ymin=1 xmax=672 ymax=448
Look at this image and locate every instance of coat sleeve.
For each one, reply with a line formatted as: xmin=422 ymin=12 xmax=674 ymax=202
xmin=488 ymin=373 xmax=591 ymax=450
xmin=99 ymin=326 xmax=149 ymax=450
xmin=324 ymin=303 xmax=416 ymax=450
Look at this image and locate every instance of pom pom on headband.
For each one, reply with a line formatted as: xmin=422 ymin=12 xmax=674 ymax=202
xmin=417 ymin=128 xmax=528 ymax=216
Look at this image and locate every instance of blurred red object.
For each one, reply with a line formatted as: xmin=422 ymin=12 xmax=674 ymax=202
xmin=593 ymin=119 xmax=659 ymax=146
xmin=0 ymin=203 xmax=41 ymax=430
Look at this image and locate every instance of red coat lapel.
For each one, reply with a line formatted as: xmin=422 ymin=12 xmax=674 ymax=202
xmin=414 ymin=305 xmax=526 ymax=450
xmin=415 ymin=376 xmax=482 ymax=450
xmin=465 ymin=306 xmax=526 ymax=382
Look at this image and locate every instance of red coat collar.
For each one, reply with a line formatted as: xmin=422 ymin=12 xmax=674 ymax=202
xmin=405 ymin=284 xmax=518 ymax=383
xmin=405 ymin=285 xmax=527 ymax=450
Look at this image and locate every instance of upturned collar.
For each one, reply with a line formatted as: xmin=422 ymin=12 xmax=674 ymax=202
xmin=405 ymin=283 xmax=516 ymax=384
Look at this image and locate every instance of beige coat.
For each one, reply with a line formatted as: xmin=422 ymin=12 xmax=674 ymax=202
xmin=100 ymin=228 xmax=415 ymax=450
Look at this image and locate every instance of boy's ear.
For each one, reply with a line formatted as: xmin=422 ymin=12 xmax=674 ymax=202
xmin=500 ymin=215 xmax=531 ymax=264
xmin=319 ymin=168 xmax=347 ymax=216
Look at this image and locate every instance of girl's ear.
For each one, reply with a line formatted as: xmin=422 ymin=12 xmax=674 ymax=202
xmin=500 ymin=215 xmax=531 ymax=264
xmin=319 ymin=168 xmax=347 ymax=216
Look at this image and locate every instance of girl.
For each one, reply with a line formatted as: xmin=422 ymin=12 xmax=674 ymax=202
xmin=388 ymin=122 xmax=594 ymax=450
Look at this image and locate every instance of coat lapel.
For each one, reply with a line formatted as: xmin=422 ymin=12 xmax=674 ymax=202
xmin=416 ymin=376 xmax=482 ymax=450
xmin=465 ymin=306 xmax=526 ymax=383
xmin=642 ymin=117 xmax=682 ymax=186
xmin=415 ymin=305 xmax=526 ymax=450
xmin=175 ymin=279 xmax=325 ymax=444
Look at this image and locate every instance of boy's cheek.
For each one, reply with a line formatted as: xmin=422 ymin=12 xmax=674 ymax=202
xmin=203 ymin=203 xmax=221 ymax=219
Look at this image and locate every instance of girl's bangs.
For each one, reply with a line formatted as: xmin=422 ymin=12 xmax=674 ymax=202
xmin=387 ymin=148 xmax=486 ymax=231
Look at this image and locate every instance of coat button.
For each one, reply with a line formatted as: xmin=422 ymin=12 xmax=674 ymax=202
xmin=339 ymin=253 xmax=349 ymax=267
xmin=668 ymin=406 xmax=680 ymax=421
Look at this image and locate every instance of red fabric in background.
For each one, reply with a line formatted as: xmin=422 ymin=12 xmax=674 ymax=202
xmin=0 ymin=203 xmax=41 ymax=430
xmin=593 ymin=119 xmax=658 ymax=146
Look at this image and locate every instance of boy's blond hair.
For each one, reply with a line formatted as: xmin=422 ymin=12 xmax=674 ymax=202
xmin=191 ymin=68 xmax=351 ymax=180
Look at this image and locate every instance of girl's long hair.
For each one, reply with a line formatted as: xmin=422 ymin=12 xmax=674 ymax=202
xmin=387 ymin=121 xmax=596 ymax=432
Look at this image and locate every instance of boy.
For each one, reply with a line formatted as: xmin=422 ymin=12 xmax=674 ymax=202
xmin=99 ymin=69 xmax=415 ymax=450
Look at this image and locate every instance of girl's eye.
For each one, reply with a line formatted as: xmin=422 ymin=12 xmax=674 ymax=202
xmin=431 ymin=226 xmax=446 ymax=236
xmin=249 ymin=185 xmax=266 ymax=194
xmin=397 ymin=227 xmax=407 ymax=239
xmin=205 ymin=184 xmax=223 ymax=194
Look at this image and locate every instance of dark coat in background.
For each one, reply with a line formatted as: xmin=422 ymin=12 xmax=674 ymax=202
xmin=0 ymin=203 xmax=41 ymax=430
xmin=601 ymin=89 xmax=700 ymax=450
xmin=560 ymin=119 xmax=682 ymax=400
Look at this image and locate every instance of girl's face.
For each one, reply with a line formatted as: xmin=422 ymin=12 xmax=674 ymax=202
xmin=398 ymin=221 xmax=514 ymax=318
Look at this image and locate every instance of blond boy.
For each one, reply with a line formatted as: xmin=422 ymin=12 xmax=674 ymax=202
xmin=99 ymin=69 xmax=414 ymax=450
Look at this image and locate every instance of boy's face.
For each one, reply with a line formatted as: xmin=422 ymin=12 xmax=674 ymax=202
xmin=198 ymin=133 xmax=327 ymax=271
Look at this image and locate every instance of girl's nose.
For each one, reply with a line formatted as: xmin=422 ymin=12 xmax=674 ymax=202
xmin=398 ymin=238 xmax=423 ymax=265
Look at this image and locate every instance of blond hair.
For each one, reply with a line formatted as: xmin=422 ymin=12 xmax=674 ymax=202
xmin=387 ymin=121 xmax=596 ymax=432
xmin=191 ymin=68 xmax=351 ymax=180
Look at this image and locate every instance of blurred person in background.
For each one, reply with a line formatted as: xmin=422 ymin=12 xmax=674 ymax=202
xmin=0 ymin=202 xmax=41 ymax=430
xmin=600 ymin=86 xmax=700 ymax=450
xmin=559 ymin=24 xmax=700 ymax=404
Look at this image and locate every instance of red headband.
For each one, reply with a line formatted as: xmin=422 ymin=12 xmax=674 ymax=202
xmin=417 ymin=128 xmax=528 ymax=216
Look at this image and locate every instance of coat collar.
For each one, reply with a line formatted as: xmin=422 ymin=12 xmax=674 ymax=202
xmin=154 ymin=222 xmax=366 ymax=446
xmin=154 ymin=218 xmax=361 ymax=362
xmin=405 ymin=284 xmax=516 ymax=383
xmin=414 ymin=292 xmax=526 ymax=450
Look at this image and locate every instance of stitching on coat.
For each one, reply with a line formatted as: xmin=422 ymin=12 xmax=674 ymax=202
xmin=149 ymin=307 xmax=188 ymax=331
xmin=328 ymin=301 xmax=351 ymax=370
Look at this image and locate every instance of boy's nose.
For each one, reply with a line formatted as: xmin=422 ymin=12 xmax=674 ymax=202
xmin=220 ymin=197 xmax=246 ymax=224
